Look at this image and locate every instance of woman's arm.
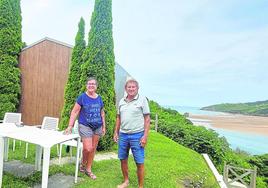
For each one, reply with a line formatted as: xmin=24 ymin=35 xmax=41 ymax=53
xmin=64 ymin=103 xmax=81 ymax=134
xmin=101 ymin=109 xmax=106 ymax=136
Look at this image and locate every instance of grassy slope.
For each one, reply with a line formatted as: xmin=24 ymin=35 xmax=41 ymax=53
xmin=3 ymin=132 xmax=219 ymax=187
xmin=201 ymin=100 xmax=268 ymax=116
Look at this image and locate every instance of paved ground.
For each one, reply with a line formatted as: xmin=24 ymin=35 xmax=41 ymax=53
xmin=4 ymin=160 xmax=35 ymax=178
xmin=33 ymin=173 xmax=81 ymax=188
xmin=4 ymin=152 xmax=118 ymax=188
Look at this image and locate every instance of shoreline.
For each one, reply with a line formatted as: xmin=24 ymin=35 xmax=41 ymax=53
xmin=189 ymin=113 xmax=268 ymax=137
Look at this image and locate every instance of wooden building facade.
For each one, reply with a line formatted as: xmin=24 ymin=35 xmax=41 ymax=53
xmin=19 ymin=38 xmax=72 ymax=125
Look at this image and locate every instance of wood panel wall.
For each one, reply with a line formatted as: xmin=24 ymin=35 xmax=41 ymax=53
xmin=19 ymin=40 xmax=72 ymax=125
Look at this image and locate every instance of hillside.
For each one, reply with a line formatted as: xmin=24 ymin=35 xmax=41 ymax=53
xmin=75 ymin=132 xmax=219 ymax=187
xmin=201 ymin=100 xmax=268 ymax=116
xmin=3 ymin=132 xmax=219 ymax=188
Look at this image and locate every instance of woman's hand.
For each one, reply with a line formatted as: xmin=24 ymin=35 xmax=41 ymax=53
xmin=64 ymin=126 xmax=72 ymax=135
xmin=102 ymin=127 xmax=106 ymax=136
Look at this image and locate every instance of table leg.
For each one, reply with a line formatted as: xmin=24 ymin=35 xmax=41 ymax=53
xmin=41 ymin=147 xmax=50 ymax=188
xmin=3 ymin=138 xmax=8 ymax=162
xmin=35 ymin=145 xmax=42 ymax=171
xmin=0 ymin=137 xmax=5 ymax=188
xmin=75 ymin=137 xmax=80 ymax=183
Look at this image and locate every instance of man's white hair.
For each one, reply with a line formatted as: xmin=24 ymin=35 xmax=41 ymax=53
xmin=125 ymin=77 xmax=139 ymax=88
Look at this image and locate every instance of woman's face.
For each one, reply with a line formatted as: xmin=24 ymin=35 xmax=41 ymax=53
xmin=86 ymin=80 xmax=97 ymax=93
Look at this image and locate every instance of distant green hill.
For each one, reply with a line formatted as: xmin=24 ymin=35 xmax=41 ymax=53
xmin=201 ymin=100 xmax=268 ymax=116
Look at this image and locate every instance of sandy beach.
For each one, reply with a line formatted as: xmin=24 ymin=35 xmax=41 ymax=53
xmin=189 ymin=113 xmax=268 ymax=137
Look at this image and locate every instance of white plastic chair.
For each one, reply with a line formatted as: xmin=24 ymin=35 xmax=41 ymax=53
xmin=0 ymin=112 xmax=22 ymax=152
xmin=58 ymin=120 xmax=82 ymax=164
xmin=25 ymin=116 xmax=59 ymax=158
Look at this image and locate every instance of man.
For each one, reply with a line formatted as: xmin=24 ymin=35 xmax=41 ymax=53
xmin=113 ymin=78 xmax=151 ymax=188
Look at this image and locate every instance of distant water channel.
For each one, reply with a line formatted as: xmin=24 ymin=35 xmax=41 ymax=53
xmin=165 ymin=106 xmax=268 ymax=155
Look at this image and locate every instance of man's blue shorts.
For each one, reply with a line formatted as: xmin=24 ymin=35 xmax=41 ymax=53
xmin=118 ymin=131 xmax=144 ymax=164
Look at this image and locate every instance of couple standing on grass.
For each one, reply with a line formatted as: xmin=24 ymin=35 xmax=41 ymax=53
xmin=64 ymin=77 xmax=150 ymax=188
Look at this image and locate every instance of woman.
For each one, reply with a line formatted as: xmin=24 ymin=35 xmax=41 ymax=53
xmin=64 ymin=77 xmax=106 ymax=180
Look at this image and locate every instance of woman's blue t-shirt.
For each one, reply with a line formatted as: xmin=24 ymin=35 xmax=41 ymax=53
xmin=76 ymin=93 xmax=104 ymax=130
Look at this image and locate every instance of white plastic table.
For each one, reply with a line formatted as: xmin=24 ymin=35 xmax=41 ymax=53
xmin=0 ymin=123 xmax=80 ymax=188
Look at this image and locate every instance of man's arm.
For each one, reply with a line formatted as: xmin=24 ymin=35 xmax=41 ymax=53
xmin=113 ymin=114 xmax=121 ymax=142
xmin=140 ymin=114 xmax=151 ymax=147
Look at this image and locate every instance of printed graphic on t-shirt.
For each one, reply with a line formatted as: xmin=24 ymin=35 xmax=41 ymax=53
xmin=84 ymin=103 xmax=102 ymax=124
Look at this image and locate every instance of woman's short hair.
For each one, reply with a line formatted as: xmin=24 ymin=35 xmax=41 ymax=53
xmin=125 ymin=77 xmax=139 ymax=88
xmin=86 ymin=77 xmax=98 ymax=86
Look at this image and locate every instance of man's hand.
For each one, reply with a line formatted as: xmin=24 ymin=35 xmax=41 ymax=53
xmin=63 ymin=126 xmax=72 ymax=135
xmin=113 ymin=132 xmax=119 ymax=143
xmin=140 ymin=135 xmax=147 ymax=148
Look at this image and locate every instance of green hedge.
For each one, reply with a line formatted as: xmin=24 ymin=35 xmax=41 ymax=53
xmin=0 ymin=0 xmax=22 ymax=119
xmin=59 ymin=17 xmax=86 ymax=130
xmin=80 ymin=0 xmax=116 ymax=150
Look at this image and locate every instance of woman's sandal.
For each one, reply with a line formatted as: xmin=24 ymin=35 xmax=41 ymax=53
xmin=79 ymin=163 xmax=86 ymax=173
xmin=85 ymin=169 xmax=97 ymax=180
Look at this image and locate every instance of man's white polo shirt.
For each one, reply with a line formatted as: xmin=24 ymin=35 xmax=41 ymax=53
xmin=117 ymin=94 xmax=150 ymax=134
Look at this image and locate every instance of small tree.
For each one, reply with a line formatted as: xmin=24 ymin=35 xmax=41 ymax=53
xmin=59 ymin=17 xmax=86 ymax=130
xmin=80 ymin=0 xmax=116 ymax=150
xmin=0 ymin=0 xmax=22 ymax=119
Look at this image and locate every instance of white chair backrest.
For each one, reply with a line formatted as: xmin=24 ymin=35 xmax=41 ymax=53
xmin=41 ymin=116 xmax=59 ymax=130
xmin=3 ymin=113 xmax=22 ymax=124
xmin=72 ymin=120 xmax=79 ymax=134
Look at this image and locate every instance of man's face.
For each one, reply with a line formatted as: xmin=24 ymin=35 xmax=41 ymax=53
xmin=86 ymin=80 xmax=97 ymax=92
xmin=126 ymin=82 xmax=138 ymax=97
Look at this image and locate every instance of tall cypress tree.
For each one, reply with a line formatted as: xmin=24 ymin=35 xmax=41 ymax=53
xmin=59 ymin=17 xmax=86 ymax=130
xmin=0 ymin=0 xmax=22 ymax=119
xmin=80 ymin=0 xmax=116 ymax=150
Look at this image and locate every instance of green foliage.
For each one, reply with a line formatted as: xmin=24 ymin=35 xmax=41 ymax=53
xmin=150 ymin=101 xmax=230 ymax=165
xmin=0 ymin=0 xmax=22 ymax=119
xmin=202 ymin=100 xmax=268 ymax=116
xmin=159 ymin=119 xmax=230 ymax=166
xmin=248 ymin=154 xmax=268 ymax=184
xmin=59 ymin=17 xmax=86 ymax=130
xmin=150 ymin=100 xmax=268 ymax=187
xmin=80 ymin=0 xmax=116 ymax=150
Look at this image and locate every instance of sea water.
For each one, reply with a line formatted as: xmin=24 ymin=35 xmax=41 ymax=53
xmin=165 ymin=105 xmax=268 ymax=155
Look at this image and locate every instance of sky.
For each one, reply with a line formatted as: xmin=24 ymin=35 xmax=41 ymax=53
xmin=21 ymin=0 xmax=268 ymax=107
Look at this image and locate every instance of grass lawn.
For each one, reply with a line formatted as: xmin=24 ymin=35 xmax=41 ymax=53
xmin=2 ymin=132 xmax=219 ymax=187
